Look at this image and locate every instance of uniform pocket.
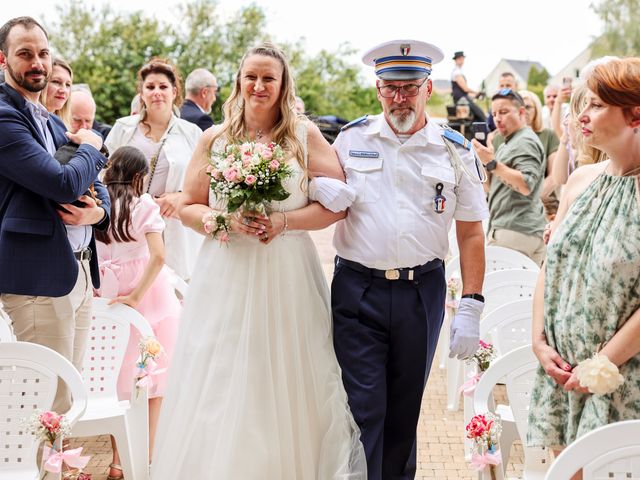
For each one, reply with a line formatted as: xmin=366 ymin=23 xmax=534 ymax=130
xmin=420 ymin=165 xmax=457 ymax=214
xmin=345 ymin=157 xmax=383 ymax=204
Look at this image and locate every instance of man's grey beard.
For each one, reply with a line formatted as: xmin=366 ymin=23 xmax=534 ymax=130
xmin=388 ymin=109 xmax=416 ymax=133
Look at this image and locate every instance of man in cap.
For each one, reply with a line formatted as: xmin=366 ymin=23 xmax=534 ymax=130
xmin=331 ymin=39 xmax=489 ymax=479
xmin=451 ymin=50 xmax=486 ymax=122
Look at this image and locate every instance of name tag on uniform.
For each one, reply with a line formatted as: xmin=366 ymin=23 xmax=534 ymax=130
xmin=348 ymin=150 xmax=379 ymax=159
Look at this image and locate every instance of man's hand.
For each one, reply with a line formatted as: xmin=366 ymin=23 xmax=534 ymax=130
xmin=449 ymin=297 xmax=483 ymax=359
xmin=66 ymin=128 xmax=103 ymax=151
xmin=471 ymin=139 xmax=494 ymax=166
xmin=57 ymin=195 xmax=106 ymax=225
xmin=154 ymin=192 xmax=182 ymax=219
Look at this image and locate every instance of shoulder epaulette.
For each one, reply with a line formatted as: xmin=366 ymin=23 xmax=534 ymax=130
xmin=442 ymin=126 xmax=471 ymax=151
xmin=340 ymin=115 xmax=369 ymax=131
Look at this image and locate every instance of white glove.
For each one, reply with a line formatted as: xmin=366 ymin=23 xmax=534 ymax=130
xmin=448 ymin=297 xmax=484 ymax=360
xmin=308 ymin=176 xmax=356 ymax=212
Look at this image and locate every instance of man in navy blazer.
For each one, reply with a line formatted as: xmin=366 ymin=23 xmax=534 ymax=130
xmin=180 ymin=68 xmax=217 ymax=131
xmin=0 ymin=17 xmax=110 ymax=411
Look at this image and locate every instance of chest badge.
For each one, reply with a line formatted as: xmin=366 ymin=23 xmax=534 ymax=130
xmin=433 ymin=182 xmax=446 ymax=214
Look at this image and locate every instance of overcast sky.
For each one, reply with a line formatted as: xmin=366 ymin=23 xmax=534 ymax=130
xmin=4 ymin=0 xmax=603 ymax=88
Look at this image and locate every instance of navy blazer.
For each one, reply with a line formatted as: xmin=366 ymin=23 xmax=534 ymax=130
xmin=180 ymin=99 xmax=214 ymax=131
xmin=0 ymin=83 xmax=110 ymax=297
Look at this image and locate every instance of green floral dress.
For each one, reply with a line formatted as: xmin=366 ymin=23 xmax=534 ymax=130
xmin=527 ymin=172 xmax=640 ymax=447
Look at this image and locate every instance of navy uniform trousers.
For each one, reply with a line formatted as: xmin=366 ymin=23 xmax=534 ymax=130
xmin=332 ymin=257 xmax=446 ymax=480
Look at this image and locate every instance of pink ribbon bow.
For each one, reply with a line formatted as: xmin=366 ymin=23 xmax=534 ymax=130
xmin=98 ymin=259 xmax=122 ymax=299
xmin=459 ymin=372 xmax=482 ymax=397
xmin=43 ymin=446 xmax=90 ymax=473
xmin=470 ymin=450 xmax=502 ymax=471
xmin=135 ymin=358 xmax=167 ymax=389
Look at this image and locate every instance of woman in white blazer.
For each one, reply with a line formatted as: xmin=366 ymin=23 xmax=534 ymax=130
xmin=105 ymin=58 xmax=203 ymax=281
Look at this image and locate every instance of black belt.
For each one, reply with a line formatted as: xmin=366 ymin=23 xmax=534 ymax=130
xmin=74 ymin=248 xmax=92 ymax=261
xmin=336 ymin=256 xmax=443 ymax=281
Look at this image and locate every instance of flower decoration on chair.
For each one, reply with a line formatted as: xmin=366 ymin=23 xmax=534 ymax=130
xmin=459 ymin=339 xmax=497 ymax=397
xmin=23 ymin=410 xmax=91 ymax=479
xmin=575 ymin=352 xmax=624 ymax=395
xmin=134 ymin=336 xmax=165 ymax=397
xmin=446 ymin=276 xmax=462 ymax=312
xmin=466 ymin=413 xmax=502 ymax=479
xmin=204 ymin=141 xmax=292 ymax=243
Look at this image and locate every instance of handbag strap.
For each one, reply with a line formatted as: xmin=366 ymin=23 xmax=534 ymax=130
xmin=146 ymin=126 xmax=173 ymax=194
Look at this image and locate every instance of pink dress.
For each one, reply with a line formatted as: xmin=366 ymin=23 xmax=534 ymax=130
xmin=96 ymin=193 xmax=181 ymax=399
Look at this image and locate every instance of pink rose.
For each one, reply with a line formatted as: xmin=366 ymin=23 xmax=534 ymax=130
xmin=269 ymin=159 xmax=280 ymax=171
xmin=219 ymin=232 xmax=230 ymax=243
xmin=262 ymin=148 xmax=273 ymax=160
xmin=466 ymin=415 xmax=492 ymax=439
xmin=479 ymin=340 xmax=491 ymax=349
xmin=203 ymin=221 xmax=214 ymax=234
xmin=223 ymin=168 xmax=239 ymax=182
xmin=205 ymin=164 xmax=214 ymax=173
xmin=40 ymin=411 xmax=62 ymax=431
xmin=244 ymin=175 xmax=257 ymax=185
xmin=212 ymin=169 xmax=222 ymax=180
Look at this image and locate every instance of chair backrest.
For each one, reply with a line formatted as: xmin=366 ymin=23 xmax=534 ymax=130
xmin=483 ymin=269 xmax=538 ymax=316
xmin=545 ymin=420 xmax=640 ymax=479
xmin=82 ymin=298 xmax=154 ymax=401
xmin=0 ymin=307 xmax=15 ymax=342
xmin=474 ymin=344 xmax=538 ymax=438
xmin=0 ymin=342 xmax=87 ymax=475
xmin=446 ymin=245 xmax=539 ymax=282
xmin=480 ymin=298 xmax=533 ymax=357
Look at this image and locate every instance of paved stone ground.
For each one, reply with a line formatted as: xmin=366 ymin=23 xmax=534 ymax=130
xmin=73 ymin=224 xmax=524 ymax=479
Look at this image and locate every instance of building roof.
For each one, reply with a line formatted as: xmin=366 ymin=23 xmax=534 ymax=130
xmin=502 ymin=59 xmax=546 ymax=80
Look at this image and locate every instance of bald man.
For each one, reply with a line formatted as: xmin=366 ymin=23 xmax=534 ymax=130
xmin=69 ymin=90 xmax=96 ymax=134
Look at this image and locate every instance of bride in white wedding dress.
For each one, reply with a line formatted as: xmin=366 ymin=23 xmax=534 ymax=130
xmin=151 ymin=43 xmax=366 ymax=479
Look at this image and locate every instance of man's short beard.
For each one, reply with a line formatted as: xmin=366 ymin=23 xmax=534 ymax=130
xmin=6 ymin=63 xmax=48 ymax=93
xmin=388 ymin=108 xmax=416 ymax=133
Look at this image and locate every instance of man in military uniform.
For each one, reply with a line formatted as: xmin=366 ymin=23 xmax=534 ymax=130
xmin=331 ymin=39 xmax=489 ymax=480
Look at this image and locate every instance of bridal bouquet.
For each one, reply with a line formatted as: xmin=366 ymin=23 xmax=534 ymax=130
xmin=134 ymin=336 xmax=165 ymax=397
xmin=24 ymin=410 xmax=91 ymax=479
xmin=466 ymin=413 xmax=502 ymax=479
xmin=204 ymin=141 xmax=292 ymax=241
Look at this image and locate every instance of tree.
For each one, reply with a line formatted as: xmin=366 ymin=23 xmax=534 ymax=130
xmin=47 ymin=0 xmax=379 ymax=124
xmin=591 ymin=0 xmax=640 ymax=56
xmin=48 ymin=3 xmax=171 ymax=124
xmin=527 ymin=65 xmax=551 ymax=103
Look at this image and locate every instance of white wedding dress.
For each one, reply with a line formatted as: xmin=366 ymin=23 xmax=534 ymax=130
xmin=151 ymin=125 xmax=366 ymax=479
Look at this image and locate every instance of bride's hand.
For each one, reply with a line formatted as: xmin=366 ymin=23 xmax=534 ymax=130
xmin=229 ymin=211 xmax=268 ymax=238
xmin=255 ymin=212 xmax=286 ymax=245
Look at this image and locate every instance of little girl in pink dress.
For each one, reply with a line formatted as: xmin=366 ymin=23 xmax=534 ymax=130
xmin=95 ymin=146 xmax=181 ymax=480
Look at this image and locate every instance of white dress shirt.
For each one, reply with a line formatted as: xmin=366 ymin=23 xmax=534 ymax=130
xmin=333 ymin=114 xmax=488 ymax=270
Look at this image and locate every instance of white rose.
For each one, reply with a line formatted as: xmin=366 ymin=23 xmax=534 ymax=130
xmin=575 ymin=353 xmax=624 ymax=395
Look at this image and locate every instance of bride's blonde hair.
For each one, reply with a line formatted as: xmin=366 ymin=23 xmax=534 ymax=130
xmin=208 ymin=43 xmax=306 ymax=170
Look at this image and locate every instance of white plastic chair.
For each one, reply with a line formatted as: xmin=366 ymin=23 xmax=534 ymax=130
xmin=445 ymin=247 xmax=539 ymax=411
xmin=544 ymin=420 xmax=640 ymax=479
xmin=482 ymin=269 xmax=538 ymax=316
xmin=70 ymin=298 xmax=154 ymax=480
xmin=0 ymin=341 xmax=88 ymax=480
xmin=474 ymin=345 xmax=550 ymax=479
xmin=463 ymin=299 xmax=534 ymax=461
xmin=0 ymin=307 xmax=15 ymax=342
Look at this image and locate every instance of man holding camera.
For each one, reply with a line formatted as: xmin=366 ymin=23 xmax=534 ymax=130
xmin=0 ymin=17 xmax=110 ymax=411
xmin=332 ymin=39 xmax=489 ymax=480
xmin=472 ymin=89 xmax=546 ymax=265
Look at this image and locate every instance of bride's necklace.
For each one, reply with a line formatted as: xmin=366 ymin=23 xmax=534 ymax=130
xmin=594 ymin=163 xmax=640 ymax=206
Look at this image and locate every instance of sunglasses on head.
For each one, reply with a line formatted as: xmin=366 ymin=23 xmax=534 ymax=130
xmin=493 ymin=88 xmax=525 ymax=106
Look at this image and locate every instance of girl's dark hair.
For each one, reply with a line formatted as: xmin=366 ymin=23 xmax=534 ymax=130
xmin=95 ymin=146 xmax=149 ymax=245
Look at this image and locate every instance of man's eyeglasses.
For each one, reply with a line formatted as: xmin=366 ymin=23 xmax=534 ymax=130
xmin=377 ymin=78 xmax=428 ymax=98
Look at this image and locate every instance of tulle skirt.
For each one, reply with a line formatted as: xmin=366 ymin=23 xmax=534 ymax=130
xmin=151 ymin=232 xmax=366 ymax=479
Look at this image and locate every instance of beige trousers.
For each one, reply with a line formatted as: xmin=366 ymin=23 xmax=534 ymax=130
xmin=1 ymin=259 xmax=93 ymax=413
xmin=488 ymin=228 xmax=546 ymax=267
